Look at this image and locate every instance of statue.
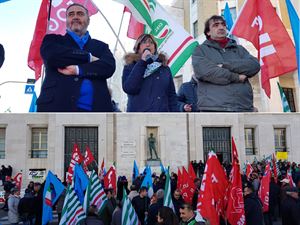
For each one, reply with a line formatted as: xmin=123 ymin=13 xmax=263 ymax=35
xmin=148 ymin=133 xmax=159 ymax=160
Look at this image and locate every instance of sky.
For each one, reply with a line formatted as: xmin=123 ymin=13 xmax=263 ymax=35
xmin=0 ymin=0 xmax=175 ymax=112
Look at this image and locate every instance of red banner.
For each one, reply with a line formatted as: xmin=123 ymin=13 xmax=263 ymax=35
xmin=67 ymin=143 xmax=84 ymax=183
xmin=258 ymin=163 xmax=271 ymax=212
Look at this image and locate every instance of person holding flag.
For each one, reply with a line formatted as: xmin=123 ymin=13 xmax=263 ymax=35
xmin=122 ymin=34 xmax=178 ymax=112
xmin=37 ymin=3 xmax=116 ymax=112
xmin=192 ymin=15 xmax=260 ymax=112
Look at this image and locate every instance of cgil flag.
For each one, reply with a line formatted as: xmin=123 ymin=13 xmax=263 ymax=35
xmin=163 ymin=169 xmax=174 ymax=211
xmin=12 ymin=173 xmax=22 ymax=190
xmin=104 ymin=166 xmax=117 ymax=192
xmin=83 ymin=170 xmax=107 ymax=215
xmin=42 ymin=171 xmax=65 ymax=225
xmin=122 ymin=188 xmax=140 ymax=225
xmin=181 ymin=166 xmax=195 ymax=205
xmin=83 ymin=146 xmax=95 ymax=171
xmin=59 ymin=183 xmax=86 ymax=225
xmin=258 ymin=163 xmax=271 ymax=212
xmin=230 ymin=0 xmax=297 ymax=97
xmin=66 ymin=144 xmax=84 ymax=184
xmin=113 ymin=0 xmax=198 ymax=76
xmin=277 ymin=82 xmax=291 ymax=112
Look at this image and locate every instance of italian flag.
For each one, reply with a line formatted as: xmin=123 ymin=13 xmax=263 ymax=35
xmin=45 ymin=187 xmax=52 ymax=206
xmin=114 ymin=0 xmax=198 ymax=76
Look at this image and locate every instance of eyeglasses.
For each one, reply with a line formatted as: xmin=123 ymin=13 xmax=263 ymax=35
xmin=141 ymin=38 xmax=155 ymax=45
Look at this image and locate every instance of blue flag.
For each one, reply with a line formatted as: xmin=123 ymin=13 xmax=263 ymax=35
xmin=0 ymin=0 xmax=10 ymax=3
xmin=286 ymin=0 xmax=300 ymax=81
xmin=74 ymin=164 xmax=88 ymax=205
xmin=29 ymin=91 xmax=37 ymax=112
xmin=132 ymin=160 xmax=139 ymax=182
xmin=141 ymin=166 xmax=153 ymax=198
xmin=42 ymin=171 xmax=64 ymax=225
xmin=160 ymin=161 xmax=165 ymax=174
xmin=224 ymin=2 xmax=233 ymax=31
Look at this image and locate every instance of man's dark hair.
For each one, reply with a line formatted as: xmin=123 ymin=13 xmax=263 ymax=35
xmin=180 ymin=203 xmax=193 ymax=211
xmin=204 ymin=15 xmax=226 ymax=39
xmin=139 ymin=186 xmax=148 ymax=193
xmin=66 ymin=3 xmax=89 ymax=15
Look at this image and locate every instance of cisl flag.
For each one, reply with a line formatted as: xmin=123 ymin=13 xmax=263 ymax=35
xmin=113 ymin=0 xmax=198 ymax=76
xmin=231 ymin=0 xmax=297 ymax=97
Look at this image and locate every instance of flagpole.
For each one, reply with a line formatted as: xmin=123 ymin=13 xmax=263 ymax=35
xmin=113 ymin=11 xmax=125 ymax=55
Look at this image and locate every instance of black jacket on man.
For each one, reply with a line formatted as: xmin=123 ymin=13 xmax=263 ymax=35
xmin=131 ymin=195 xmax=150 ymax=225
xmin=37 ymin=33 xmax=115 ymax=112
xmin=281 ymin=195 xmax=300 ymax=225
xmin=244 ymin=192 xmax=264 ymax=225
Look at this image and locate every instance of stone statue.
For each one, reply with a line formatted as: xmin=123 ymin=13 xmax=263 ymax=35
xmin=148 ymin=133 xmax=159 ymax=160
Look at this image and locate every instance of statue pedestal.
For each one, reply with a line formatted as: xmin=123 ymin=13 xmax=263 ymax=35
xmin=146 ymin=159 xmax=161 ymax=167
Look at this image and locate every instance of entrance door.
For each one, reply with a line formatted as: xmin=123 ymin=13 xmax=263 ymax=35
xmin=203 ymin=127 xmax=231 ymax=163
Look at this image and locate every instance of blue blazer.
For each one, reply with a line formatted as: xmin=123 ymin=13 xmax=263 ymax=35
xmin=37 ymin=33 xmax=115 ymax=112
xmin=122 ymin=59 xmax=178 ymax=112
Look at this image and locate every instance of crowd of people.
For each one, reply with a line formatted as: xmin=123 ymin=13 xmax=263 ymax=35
xmin=2 ymin=159 xmax=300 ymax=225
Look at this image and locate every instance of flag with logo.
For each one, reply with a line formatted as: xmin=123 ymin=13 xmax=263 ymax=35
xmin=163 ymin=170 xmax=174 ymax=211
xmin=113 ymin=0 xmax=198 ymax=76
xmin=42 ymin=171 xmax=65 ymax=225
xmin=67 ymin=144 xmax=84 ymax=184
xmin=277 ymin=82 xmax=291 ymax=112
xmin=181 ymin=166 xmax=195 ymax=205
xmin=59 ymin=183 xmax=86 ymax=225
xmin=258 ymin=163 xmax=271 ymax=212
xmin=13 ymin=173 xmax=22 ymax=190
xmin=104 ymin=166 xmax=117 ymax=192
xmin=122 ymin=188 xmax=140 ymax=225
xmin=83 ymin=170 xmax=107 ymax=215
xmin=28 ymin=0 xmax=99 ymax=80
xmin=83 ymin=146 xmax=95 ymax=171
xmin=230 ymin=0 xmax=297 ymax=97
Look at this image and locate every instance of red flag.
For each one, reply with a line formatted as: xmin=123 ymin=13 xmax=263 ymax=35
xmin=181 ymin=166 xmax=195 ymax=205
xmin=188 ymin=162 xmax=197 ymax=181
xmin=104 ymin=166 xmax=116 ymax=192
xmin=13 ymin=173 xmax=22 ymax=190
xmin=258 ymin=163 xmax=271 ymax=212
xmin=226 ymin=142 xmax=245 ymax=225
xmin=231 ymin=137 xmax=239 ymax=163
xmin=27 ymin=0 xmax=49 ymax=80
xmin=177 ymin=167 xmax=182 ymax=190
xmin=231 ymin=0 xmax=297 ymax=97
xmin=197 ymin=152 xmax=228 ymax=225
xmin=83 ymin=145 xmax=95 ymax=170
xmin=28 ymin=0 xmax=99 ymax=80
xmin=67 ymin=143 xmax=84 ymax=183
xmin=124 ymin=7 xmax=144 ymax=39
xmin=246 ymin=162 xmax=253 ymax=180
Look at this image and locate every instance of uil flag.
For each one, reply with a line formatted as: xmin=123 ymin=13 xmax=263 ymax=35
xmin=113 ymin=0 xmax=198 ymax=76
xmin=13 ymin=173 xmax=22 ymax=190
xmin=230 ymin=0 xmax=297 ymax=97
xmin=104 ymin=166 xmax=117 ymax=192
xmin=28 ymin=0 xmax=98 ymax=80
xmin=141 ymin=166 xmax=154 ymax=198
xmin=258 ymin=163 xmax=271 ymax=212
xmin=66 ymin=144 xmax=84 ymax=184
xmin=132 ymin=160 xmax=139 ymax=182
xmin=163 ymin=170 xmax=174 ymax=211
xmin=83 ymin=146 xmax=95 ymax=171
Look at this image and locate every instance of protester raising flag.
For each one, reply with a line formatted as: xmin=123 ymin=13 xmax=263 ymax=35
xmin=83 ymin=170 xmax=107 ymax=215
xmin=226 ymin=138 xmax=245 ymax=225
xmin=163 ymin=170 xmax=174 ymax=211
xmin=122 ymin=188 xmax=140 ymax=225
xmin=113 ymin=0 xmax=198 ymax=76
xmin=104 ymin=166 xmax=117 ymax=193
xmin=59 ymin=183 xmax=86 ymax=225
xmin=258 ymin=163 xmax=271 ymax=212
xmin=277 ymin=82 xmax=291 ymax=112
xmin=66 ymin=144 xmax=84 ymax=183
xmin=28 ymin=0 xmax=98 ymax=80
xmin=230 ymin=0 xmax=297 ymax=97
xmin=42 ymin=171 xmax=65 ymax=225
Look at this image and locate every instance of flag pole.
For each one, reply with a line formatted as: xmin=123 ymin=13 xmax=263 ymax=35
xmin=113 ymin=11 xmax=125 ymax=55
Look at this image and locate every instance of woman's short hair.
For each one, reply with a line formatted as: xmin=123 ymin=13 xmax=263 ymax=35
xmin=133 ymin=34 xmax=158 ymax=54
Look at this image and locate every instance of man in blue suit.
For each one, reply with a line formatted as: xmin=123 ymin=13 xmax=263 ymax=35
xmin=37 ymin=3 xmax=116 ymax=112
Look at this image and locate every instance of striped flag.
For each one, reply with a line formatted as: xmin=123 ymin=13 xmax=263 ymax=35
xmin=83 ymin=170 xmax=107 ymax=215
xmin=163 ymin=170 xmax=174 ymax=211
xmin=59 ymin=184 xmax=86 ymax=225
xmin=277 ymin=82 xmax=291 ymax=112
xmin=121 ymin=188 xmax=140 ymax=225
xmin=113 ymin=0 xmax=198 ymax=76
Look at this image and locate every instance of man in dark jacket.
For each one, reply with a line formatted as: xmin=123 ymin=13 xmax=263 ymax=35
xmin=177 ymin=77 xmax=199 ymax=112
xmin=37 ymin=3 xmax=115 ymax=112
xmin=192 ymin=15 xmax=260 ymax=112
xmin=0 ymin=44 xmax=4 ymax=68
xmin=243 ymin=180 xmax=264 ymax=225
xmin=147 ymin=189 xmax=164 ymax=225
xmin=281 ymin=187 xmax=300 ymax=225
xmin=131 ymin=187 xmax=150 ymax=225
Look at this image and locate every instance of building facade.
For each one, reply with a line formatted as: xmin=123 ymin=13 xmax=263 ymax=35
xmin=1 ymin=113 xmax=299 ymax=187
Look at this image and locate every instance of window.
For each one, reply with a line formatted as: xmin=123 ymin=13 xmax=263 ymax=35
xmin=282 ymin=88 xmax=296 ymax=112
xmin=31 ymin=128 xmax=48 ymax=158
xmin=274 ymin=128 xmax=286 ymax=152
xmin=193 ymin=20 xmax=199 ymax=38
xmin=0 ymin=128 xmax=5 ymax=159
xmin=244 ymin=128 xmax=255 ymax=155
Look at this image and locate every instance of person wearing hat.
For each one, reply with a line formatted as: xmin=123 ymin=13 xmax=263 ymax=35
xmin=8 ymin=187 xmax=20 ymax=225
xmin=243 ymin=180 xmax=264 ymax=225
xmin=122 ymin=34 xmax=178 ymax=112
xmin=281 ymin=186 xmax=300 ymax=225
